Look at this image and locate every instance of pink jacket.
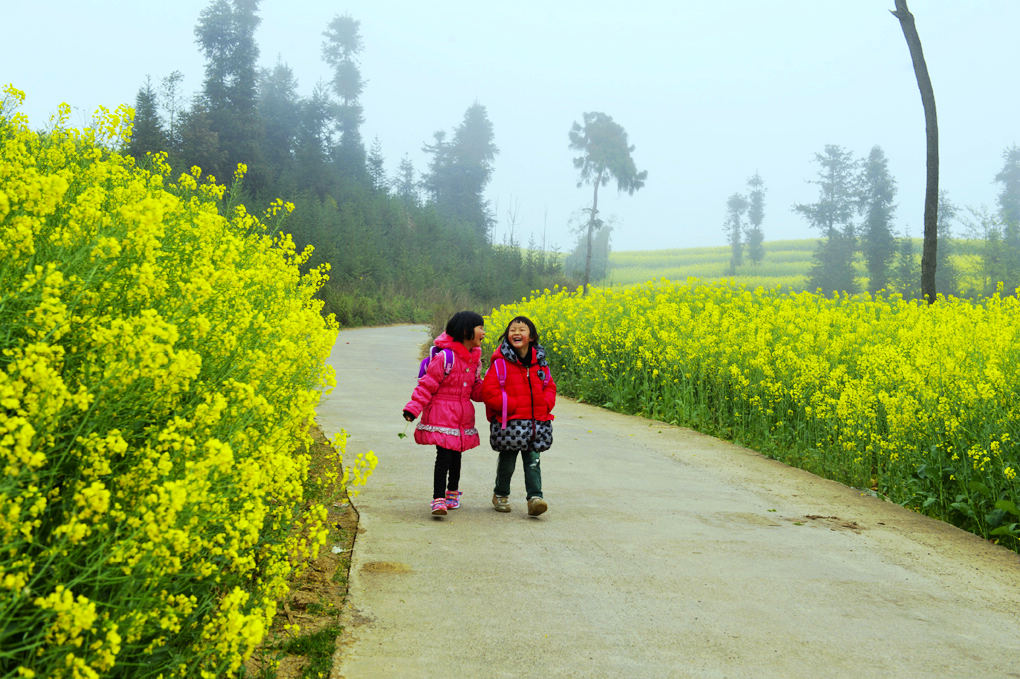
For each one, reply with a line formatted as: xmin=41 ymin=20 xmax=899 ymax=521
xmin=404 ymin=333 xmax=484 ymax=452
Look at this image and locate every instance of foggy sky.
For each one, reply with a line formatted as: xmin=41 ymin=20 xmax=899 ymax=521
xmin=5 ymin=1 xmax=1020 ymax=253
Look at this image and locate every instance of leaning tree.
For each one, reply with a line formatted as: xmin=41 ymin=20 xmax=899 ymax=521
xmin=568 ymin=112 xmax=647 ymax=294
xmin=892 ymin=0 xmax=939 ymax=303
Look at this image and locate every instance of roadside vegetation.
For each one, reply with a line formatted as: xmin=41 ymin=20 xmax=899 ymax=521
xmin=0 ymin=88 xmax=375 ymax=678
xmin=488 ymin=281 xmax=1020 ymax=553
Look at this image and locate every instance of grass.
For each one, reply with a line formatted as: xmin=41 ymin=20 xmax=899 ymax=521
xmin=606 ymin=240 xmax=816 ymax=288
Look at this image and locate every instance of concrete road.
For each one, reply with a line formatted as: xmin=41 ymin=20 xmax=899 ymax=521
xmin=318 ymin=325 xmax=1020 ymax=679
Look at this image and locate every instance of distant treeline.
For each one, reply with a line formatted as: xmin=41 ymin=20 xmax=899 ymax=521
xmin=718 ymin=144 xmax=1020 ymax=299
xmin=124 ymin=2 xmax=566 ymax=326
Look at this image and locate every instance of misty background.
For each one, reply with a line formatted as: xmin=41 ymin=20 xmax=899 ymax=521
xmin=5 ymin=1 xmax=1020 ymax=253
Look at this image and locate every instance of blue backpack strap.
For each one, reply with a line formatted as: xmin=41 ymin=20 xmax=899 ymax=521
xmin=494 ymin=357 xmax=508 ymax=429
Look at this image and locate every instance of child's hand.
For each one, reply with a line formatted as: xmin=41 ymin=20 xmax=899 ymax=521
xmin=402 ymin=410 xmax=415 ymax=422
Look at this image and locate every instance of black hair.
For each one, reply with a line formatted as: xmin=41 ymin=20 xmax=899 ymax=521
xmin=498 ymin=315 xmax=539 ymax=348
xmin=445 ymin=310 xmax=485 ymax=343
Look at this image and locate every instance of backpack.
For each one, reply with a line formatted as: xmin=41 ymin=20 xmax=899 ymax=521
xmin=492 ymin=357 xmax=551 ymax=430
xmin=418 ymin=346 xmax=454 ymax=380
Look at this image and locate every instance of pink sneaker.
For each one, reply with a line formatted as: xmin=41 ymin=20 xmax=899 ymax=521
xmin=445 ymin=490 xmax=462 ymax=509
xmin=430 ymin=498 xmax=447 ymax=515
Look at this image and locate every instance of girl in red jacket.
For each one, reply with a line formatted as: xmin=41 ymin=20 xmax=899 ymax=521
xmin=480 ymin=315 xmax=557 ymax=516
xmin=403 ymin=311 xmax=486 ymax=516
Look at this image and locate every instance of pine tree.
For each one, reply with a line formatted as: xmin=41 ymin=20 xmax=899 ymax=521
xmin=257 ymin=60 xmax=300 ymax=183
xmin=934 ymin=191 xmax=959 ymax=297
xmin=127 ymin=77 xmax=167 ymax=161
xmin=892 ymin=231 xmax=920 ymax=299
xmin=794 ymin=145 xmax=859 ymax=294
xmin=393 ymin=154 xmax=418 ymax=208
xmin=367 ymin=137 xmax=387 ymax=192
xmin=322 ymin=14 xmax=366 ymax=180
xmin=745 ymin=172 xmax=766 ymax=266
xmin=194 ymin=0 xmax=262 ymax=178
xmin=994 ymin=144 xmax=1020 ymax=291
xmin=422 ymin=104 xmax=499 ymax=241
xmin=723 ymin=192 xmax=748 ymax=275
xmin=859 ymin=145 xmax=897 ymax=293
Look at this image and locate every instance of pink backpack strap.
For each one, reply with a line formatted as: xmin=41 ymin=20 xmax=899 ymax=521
xmin=494 ymin=357 xmax=508 ymax=429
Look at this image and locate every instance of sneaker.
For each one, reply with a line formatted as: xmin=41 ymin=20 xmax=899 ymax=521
xmin=491 ymin=494 xmax=511 ymax=513
xmin=527 ymin=497 xmax=548 ymax=517
xmin=445 ymin=490 xmax=462 ymax=510
xmin=431 ymin=498 xmax=447 ymax=516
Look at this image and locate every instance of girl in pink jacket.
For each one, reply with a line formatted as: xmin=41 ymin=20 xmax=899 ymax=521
xmin=403 ymin=311 xmax=486 ymax=516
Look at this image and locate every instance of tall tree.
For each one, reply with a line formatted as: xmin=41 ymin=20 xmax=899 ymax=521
xmin=568 ymin=111 xmax=647 ymax=295
xmin=724 ymin=192 xmax=748 ymax=275
xmin=257 ymin=60 xmax=301 ymax=183
xmin=421 ymin=130 xmax=451 ymax=205
xmin=194 ymin=0 xmax=262 ymax=179
xmin=892 ymin=0 xmax=939 ymax=303
xmin=127 ymin=77 xmax=167 ymax=162
xmin=995 ymin=144 xmax=1020 ymax=224
xmin=322 ymin=14 xmax=366 ymax=180
xmin=794 ymin=145 xmax=859 ymax=294
xmin=745 ymin=172 xmax=766 ymax=266
xmin=859 ymin=145 xmax=897 ymax=293
xmin=994 ymin=144 xmax=1020 ymax=291
xmin=422 ymin=104 xmax=499 ymax=240
xmin=449 ymin=103 xmax=498 ymax=238
xmin=293 ymin=84 xmax=334 ymax=198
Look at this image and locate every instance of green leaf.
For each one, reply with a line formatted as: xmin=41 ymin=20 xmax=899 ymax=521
xmin=990 ymin=523 xmax=1019 ymax=537
xmin=994 ymin=499 xmax=1020 ymax=517
xmin=968 ymin=480 xmax=991 ymax=496
xmin=985 ymin=508 xmax=1008 ymax=529
xmin=950 ymin=502 xmax=977 ymax=520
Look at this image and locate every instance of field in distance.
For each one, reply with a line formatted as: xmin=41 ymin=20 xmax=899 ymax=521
xmin=606 ymin=238 xmax=984 ymax=293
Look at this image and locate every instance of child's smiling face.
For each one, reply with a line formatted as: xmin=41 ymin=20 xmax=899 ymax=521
xmin=507 ymin=321 xmax=531 ymax=357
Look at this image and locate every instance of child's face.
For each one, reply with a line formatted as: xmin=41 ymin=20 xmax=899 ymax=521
xmin=506 ymin=321 xmax=531 ymax=356
xmin=465 ymin=324 xmax=485 ymax=350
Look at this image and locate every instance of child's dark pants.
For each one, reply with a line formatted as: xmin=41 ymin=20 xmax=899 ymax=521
xmin=493 ymin=449 xmax=542 ymax=499
xmin=433 ymin=446 xmax=461 ymax=499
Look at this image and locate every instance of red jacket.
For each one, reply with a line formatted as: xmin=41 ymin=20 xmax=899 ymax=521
xmin=481 ymin=343 xmax=556 ymax=424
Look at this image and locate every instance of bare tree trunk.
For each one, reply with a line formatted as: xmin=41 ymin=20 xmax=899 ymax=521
xmin=583 ymin=168 xmax=604 ymax=296
xmin=892 ymin=0 xmax=939 ymax=304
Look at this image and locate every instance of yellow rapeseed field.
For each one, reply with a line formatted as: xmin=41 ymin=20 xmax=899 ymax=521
xmin=0 ymin=87 xmax=374 ymax=678
xmin=487 ymin=278 xmax=1020 ymax=551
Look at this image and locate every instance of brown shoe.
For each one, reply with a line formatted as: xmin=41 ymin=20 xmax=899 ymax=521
xmin=492 ymin=494 xmax=511 ymax=513
xmin=527 ymin=497 xmax=548 ymax=516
